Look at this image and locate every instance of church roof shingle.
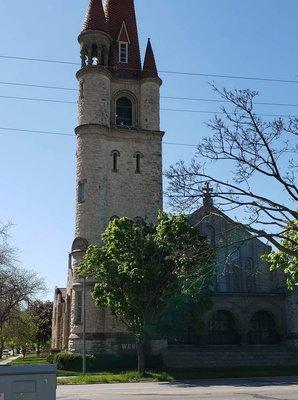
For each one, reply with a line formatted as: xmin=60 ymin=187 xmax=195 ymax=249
xmin=143 ymin=38 xmax=158 ymax=78
xmin=83 ymin=0 xmax=108 ymax=32
xmin=104 ymin=0 xmax=141 ymax=75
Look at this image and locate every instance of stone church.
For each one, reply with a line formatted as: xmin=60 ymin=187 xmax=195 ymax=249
xmin=52 ymin=0 xmax=298 ymax=367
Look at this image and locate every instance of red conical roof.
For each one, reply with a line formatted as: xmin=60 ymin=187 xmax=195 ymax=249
xmin=105 ymin=0 xmax=141 ymax=75
xmin=83 ymin=0 xmax=108 ymax=32
xmin=143 ymin=39 xmax=158 ymax=78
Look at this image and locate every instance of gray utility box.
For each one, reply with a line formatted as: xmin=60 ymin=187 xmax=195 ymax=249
xmin=0 ymin=364 xmax=56 ymax=400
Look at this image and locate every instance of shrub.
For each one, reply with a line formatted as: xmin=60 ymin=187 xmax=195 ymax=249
xmin=46 ymin=353 xmax=59 ymax=364
xmin=50 ymin=348 xmax=61 ymax=354
xmin=92 ymin=353 xmax=164 ymax=372
xmin=56 ymin=353 xmax=96 ymax=372
xmin=93 ymin=353 xmax=137 ymax=371
xmin=52 ymin=352 xmax=164 ymax=372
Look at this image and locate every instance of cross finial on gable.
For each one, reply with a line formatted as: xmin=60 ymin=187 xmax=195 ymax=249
xmin=202 ymin=181 xmax=214 ymax=207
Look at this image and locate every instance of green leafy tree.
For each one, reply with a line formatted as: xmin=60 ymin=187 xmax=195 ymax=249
xmin=263 ymin=220 xmax=298 ymax=289
xmin=78 ymin=212 xmax=215 ymax=374
xmin=0 ymin=222 xmax=46 ymax=358
xmin=28 ymin=301 xmax=53 ymax=356
xmin=3 ymin=311 xmax=36 ymax=354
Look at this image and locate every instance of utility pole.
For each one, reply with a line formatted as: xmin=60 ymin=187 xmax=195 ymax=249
xmin=82 ymin=277 xmax=86 ymax=375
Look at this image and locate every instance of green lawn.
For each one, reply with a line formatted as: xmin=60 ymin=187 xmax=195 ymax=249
xmin=12 ymin=354 xmax=298 ymax=384
xmin=58 ymin=371 xmax=172 ymax=385
xmin=13 ymin=355 xmax=48 ymax=365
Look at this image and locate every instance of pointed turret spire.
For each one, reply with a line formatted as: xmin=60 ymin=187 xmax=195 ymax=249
xmin=105 ymin=0 xmax=141 ymax=75
xmin=143 ymin=39 xmax=158 ymax=78
xmin=82 ymin=0 xmax=108 ymax=32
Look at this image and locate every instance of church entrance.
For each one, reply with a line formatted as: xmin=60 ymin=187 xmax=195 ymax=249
xmin=248 ymin=311 xmax=281 ymax=345
xmin=208 ymin=310 xmax=240 ymax=345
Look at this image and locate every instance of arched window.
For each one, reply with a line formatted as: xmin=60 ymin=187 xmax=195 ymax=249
xmin=204 ymin=225 xmax=215 ymax=247
xmin=134 ymin=152 xmax=143 ymax=174
xmin=245 ymin=258 xmax=256 ymax=293
xmin=111 ymin=150 xmax=120 ymax=172
xmin=71 ymin=237 xmax=89 ymax=252
xmin=209 ymin=310 xmax=240 ymax=345
xmin=226 ymin=250 xmax=242 ymax=292
xmin=91 ymin=43 xmax=98 ymax=65
xmin=116 ymin=97 xmax=133 ymax=127
xmin=248 ymin=311 xmax=280 ymax=345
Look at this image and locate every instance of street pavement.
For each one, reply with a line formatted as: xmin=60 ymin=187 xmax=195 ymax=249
xmin=57 ymin=376 xmax=298 ymax=400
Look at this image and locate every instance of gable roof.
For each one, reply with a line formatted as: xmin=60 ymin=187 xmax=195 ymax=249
xmin=104 ymin=0 xmax=141 ymax=75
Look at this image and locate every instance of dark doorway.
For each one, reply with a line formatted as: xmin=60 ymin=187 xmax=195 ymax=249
xmin=248 ymin=311 xmax=281 ymax=345
xmin=208 ymin=310 xmax=240 ymax=345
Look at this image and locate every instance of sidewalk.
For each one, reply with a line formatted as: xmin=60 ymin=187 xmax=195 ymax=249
xmin=0 ymin=355 xmax=21 ymax=365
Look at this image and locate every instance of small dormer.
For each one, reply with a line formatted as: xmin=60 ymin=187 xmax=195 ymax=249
xmin=117 ymin=22 xmax=130 ymax=64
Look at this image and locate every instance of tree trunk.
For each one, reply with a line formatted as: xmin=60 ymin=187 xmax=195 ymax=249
xmin=136 ymin=341 xmax=145 ymax=376
xmin=0 ymin=339 xmax=4 ymax=360
xmin=37 ymin=340 xmax=40 ymax=357
xmin=0 ymin=328 xmax=4 ymax=360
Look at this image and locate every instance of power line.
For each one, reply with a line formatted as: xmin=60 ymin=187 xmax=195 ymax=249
xmin=0 ymin=95 xmax=75 ymax=104
xmin=0 ymin=127 xmax=197 ymax=147
xmin=0 ymin=55 xmax=79 ymax=66
xmin=160 ymin=70 xmax=298 ymax=84
xmin=0 ymin=94 xmax=297 ymax=118
xmin=1 ymin=54 xmax=298 ymax=85
xmin=0 ymin=127 xmax=296 ymax=153
xmin=0 ymin=81 xmax=77 ymax=92
xmin=162 ymin=108 xmax=298 ymax=118
xmin=162 ymin=96 xmax=298 ymax=108
xmin=0 ymin=127 xmax=73 ymax=137
xmin=1 ymin=80 xmax=298 ymax=108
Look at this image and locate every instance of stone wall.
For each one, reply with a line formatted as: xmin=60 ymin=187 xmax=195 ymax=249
xmin=140 ymin=79 xmax=160 ymax=131
xmin=286 ymin=287 xmax=298 ymax=347
xmin=74 ymin=124 xmax=163 ymax=245
xmin=77 ymin=68 xmax=111 ymax=126
xmin=190 ymin=206 xmax=286 ymax=294
xmin=162 ymin=346 xmax=298 ymax=369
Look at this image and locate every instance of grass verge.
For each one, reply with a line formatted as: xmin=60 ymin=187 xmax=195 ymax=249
xmin=58 ymin=371 xmax=172 ymax=385
xmin=13 ymin=355 xmax=48 ymax=365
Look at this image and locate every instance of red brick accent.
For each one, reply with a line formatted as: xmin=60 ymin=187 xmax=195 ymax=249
xmin=83 ymin=0 xmax=108 ymax=32
xmin=105 ymin=0 xmax=141 ymax=76
xmin=142 ymin=39 xmax=158 ymax=78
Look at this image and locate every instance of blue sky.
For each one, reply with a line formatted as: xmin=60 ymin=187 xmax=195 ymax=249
xmin=0 ymin=0 xmax=297 ymax=298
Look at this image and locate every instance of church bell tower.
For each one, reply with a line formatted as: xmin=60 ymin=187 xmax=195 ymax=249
xmin=68 ymin=0 xmax=164 ymax=353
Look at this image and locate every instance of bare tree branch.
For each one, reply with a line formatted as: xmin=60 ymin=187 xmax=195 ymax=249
xmin=166 ymin=87 xmax=298 ymax=258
